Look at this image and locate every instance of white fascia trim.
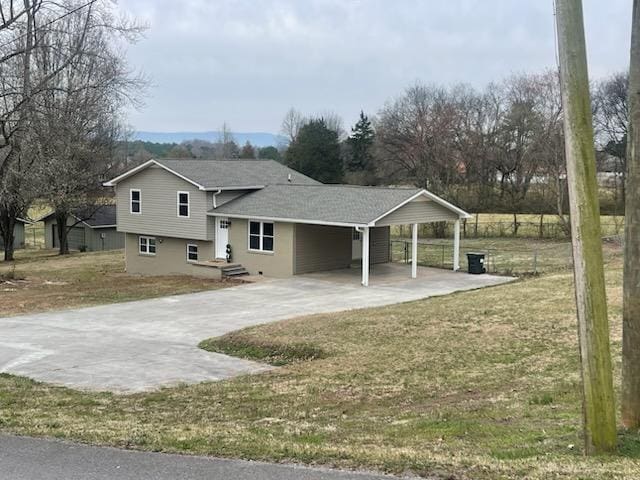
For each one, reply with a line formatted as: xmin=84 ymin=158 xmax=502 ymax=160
xmin=369 ymin=190 xmax=471 ymax=226
xmin=207 ymin=212 xmax=366 ymax=229
xmin=103 ymin=159 xmax=206 ymax=191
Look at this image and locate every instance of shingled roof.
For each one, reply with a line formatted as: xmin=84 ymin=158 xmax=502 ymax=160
xmin=36 ymin=205 xmax=117 ymax=228
xmin=208 ymin=184 xmax=432 ymax=226
xmin=104 ymin=159 xmax=320 ymax=190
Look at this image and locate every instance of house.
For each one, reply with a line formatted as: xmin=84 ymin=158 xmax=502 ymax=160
xmin=40 ymin=205 xmax=124 ymax=251
xmin=0 ymin=217 xmax=31 ymax=250
xmin=104 ymin=159 xmax=470 ymax=286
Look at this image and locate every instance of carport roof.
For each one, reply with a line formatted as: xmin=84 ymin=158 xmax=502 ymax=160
xmin=208 ymin=184 xmax=469 ymax=227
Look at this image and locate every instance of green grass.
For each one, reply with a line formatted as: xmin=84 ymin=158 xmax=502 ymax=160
xmin=0 ymin=249 xmax=236 ymax=316
xmin=199 ymin=333 xmax=326 ymax=366
xmin=0 ymin=245 xmax=638 ymax=479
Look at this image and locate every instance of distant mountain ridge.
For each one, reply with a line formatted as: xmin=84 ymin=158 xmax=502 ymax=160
xmin=133 ymin=131 xmax=286 ymax=148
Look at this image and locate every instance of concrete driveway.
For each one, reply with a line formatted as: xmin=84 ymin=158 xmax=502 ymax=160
xmin=0 ymin=266 xmax=512 ymax=392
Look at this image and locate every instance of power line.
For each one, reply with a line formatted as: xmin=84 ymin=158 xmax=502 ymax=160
xmin=0 ymin=0 xmax=97 ymax=51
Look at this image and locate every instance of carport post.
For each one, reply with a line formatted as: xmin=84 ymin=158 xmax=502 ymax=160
xmin=411 ymin=223 xmax=418 ymax=279
xmin=362 ymin=227 xmax=370 ymax=286
xmin=453 ymin=219 xmax=461 ymax=271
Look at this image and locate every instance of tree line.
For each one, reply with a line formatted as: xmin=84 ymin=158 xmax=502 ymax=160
xmin=279 ymin=70 xmax=629 ymax=231
xmin=0 ymin=0 xmax=145 ymax=260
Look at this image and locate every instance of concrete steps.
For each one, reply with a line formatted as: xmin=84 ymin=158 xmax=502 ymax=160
xmin=220 ymin=264 xmax=249 ymax=278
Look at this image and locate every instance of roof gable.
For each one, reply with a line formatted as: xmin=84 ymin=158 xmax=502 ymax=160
xmin=104 ymin=158 xmax=321 ymax=190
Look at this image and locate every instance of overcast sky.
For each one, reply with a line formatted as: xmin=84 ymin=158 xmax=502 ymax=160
xmin=118 ymin=0 xmax=632 ymax=134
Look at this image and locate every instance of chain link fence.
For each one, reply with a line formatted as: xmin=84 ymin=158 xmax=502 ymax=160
xmin=390 ymin=239 xmax=577 ymax=276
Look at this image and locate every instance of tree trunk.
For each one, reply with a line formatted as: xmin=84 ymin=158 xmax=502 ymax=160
xmin=55 ymin=211 xmax=70 ymax=255
xmin=555 ymin=0 xmax=617 ymax=454
xmin=0 ymin=214 xmax=16 ymax=262
xmin=622 ymin=0 xmax=640 ymax=430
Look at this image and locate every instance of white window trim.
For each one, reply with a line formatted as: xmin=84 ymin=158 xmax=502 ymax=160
xmin=139 ymin=235 xmax=156 ymax=256
xmin=130 ymin=189 xmax=142 ymax=215
xmin=247 ymin=220 xmax=274 ymax=253
xmin=186 ymin=243 xmax=198 ymax=262
xmin=177 ymin=191 xmax=190 ymax=218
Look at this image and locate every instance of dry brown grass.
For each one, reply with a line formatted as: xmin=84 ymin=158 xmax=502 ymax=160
xmin=0 ymin=249 xmax=236 ymax=316
xmin=1 ymin=245 xmax=638 ymax=479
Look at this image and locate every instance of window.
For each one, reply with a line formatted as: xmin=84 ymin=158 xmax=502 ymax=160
xmin=186 ymin=243 xmax=198 ymax=262
xmin=177 ymin=191 xmax=190 ymax=218
xmin=248 ymin=220 xmax=274 ymax=252
xmin=139 ymin=236 xmax=156 ymax=255
xmin=130 ymin=189 xmax=141 ymax=214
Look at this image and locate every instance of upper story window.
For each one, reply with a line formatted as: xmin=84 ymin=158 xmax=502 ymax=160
xmin=248 ymin=220 xmax=274 ymax=252
xmin=177 ymin=191 xmax=190 ymax=218
xmin=130 ymin=189 xmax=141 ymax=214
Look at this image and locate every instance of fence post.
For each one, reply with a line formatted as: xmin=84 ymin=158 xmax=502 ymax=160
xmin=533 ymin=250 xmax=538 ymax=275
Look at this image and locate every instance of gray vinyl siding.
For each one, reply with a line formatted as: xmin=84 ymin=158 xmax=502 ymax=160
xmin=45 ymin=218 xmax=124 ymax=251
xmin=116 ymin=166 xmax=210 ymax=240
xmin=370 ymin=226 xmax=390 ymax=264
xmin=48 ymin=222 xmax=85 ymax=250
xmin=0 ymin=222 xmax=25 ymax=249
xmin=375 ymin=199 xmax=459 ymax=226
xmin=293 ymin=224 xmax=352 ymax=274
xmin=84 ymin=228 xmax=125 ymax=251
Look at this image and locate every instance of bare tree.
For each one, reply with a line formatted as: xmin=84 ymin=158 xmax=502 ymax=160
xmin=29 ymin=1 xmax=145 ymax=254
xmin=593 ymin=72 xmax=629 ymax=203
xmin=556 ymin=0 xmax=616 ymax=454
xmin=280 ymin=107 xmax=305 ymax=145
xmin=622 ymin=0 xmax=640 ymax=430
xmin=376 ymin=84 xmax=459 ymax=194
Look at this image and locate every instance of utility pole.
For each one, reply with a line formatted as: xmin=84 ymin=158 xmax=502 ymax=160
xmin=623 ymin=0 xmax=640 ymax=429
xmin=555 ymin=0 xmax=617 ymax=454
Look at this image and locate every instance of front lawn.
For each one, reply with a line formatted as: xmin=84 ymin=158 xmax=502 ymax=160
xmin=0 ymin=249 xmax=235 ymax=316
xmin=0 ymin=246 xmax=638 ymax=479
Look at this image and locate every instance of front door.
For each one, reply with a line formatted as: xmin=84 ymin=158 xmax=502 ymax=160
xmin=215 ymin=217 xmax=230 ymax=259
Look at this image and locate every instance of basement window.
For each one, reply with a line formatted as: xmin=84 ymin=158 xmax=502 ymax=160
xmin=139 ymin=236 xmax=156 ymax=255
xmin=186 ymin=243 xmax=198 ymax=262
xmin=248 ymin=220 xmax=274 ymax=252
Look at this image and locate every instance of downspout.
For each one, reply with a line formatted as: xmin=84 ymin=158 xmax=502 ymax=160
xmin=212 ymin=189 xmax=222 ymax=209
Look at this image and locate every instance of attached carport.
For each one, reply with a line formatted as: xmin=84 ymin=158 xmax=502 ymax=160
xmin=208 ymin=184 xmax=471 ymax=286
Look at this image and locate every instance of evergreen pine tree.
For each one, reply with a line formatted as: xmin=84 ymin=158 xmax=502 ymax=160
xmin=347 ymin=111 xmax=375 ymax=172
xmin=285 ymin=118 xmax=342 ymax=183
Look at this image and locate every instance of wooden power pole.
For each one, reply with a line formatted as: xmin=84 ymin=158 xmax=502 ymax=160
xmin=623 ymin=0 xmax=640 ymax=429
xmin=555 ymin=0 xmax=617 ymax=454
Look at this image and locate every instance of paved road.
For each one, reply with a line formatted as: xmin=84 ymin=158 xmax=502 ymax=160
xmin=0 ymin=435 xmax=411 ymax=480
xmin=0 ymin=266 xmax=511 ymax=392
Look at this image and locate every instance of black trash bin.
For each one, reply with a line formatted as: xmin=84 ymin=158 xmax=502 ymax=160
xmin=466 ymin=252 xmax=486 ymax=274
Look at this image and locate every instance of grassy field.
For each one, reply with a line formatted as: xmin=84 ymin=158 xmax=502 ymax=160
xmin=1 ymin=245 xmax=639 ymax=479
xmin=0 ymin=249 xmax=235 ymax=316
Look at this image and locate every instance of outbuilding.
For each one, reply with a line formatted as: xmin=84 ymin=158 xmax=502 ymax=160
xmin=40 ymin=205 xmax=124 ymax=252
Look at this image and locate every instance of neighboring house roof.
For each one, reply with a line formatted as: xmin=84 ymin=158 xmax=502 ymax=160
xmin=16 ymin=217 xmax=33 ymax=225
xmin=36 ymin=205 xmax=117 ymax=228
xmin=103 ymin=159 xmax=321 ymax=190
xmin=208 ymin=184 xmax=470 ymax=227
